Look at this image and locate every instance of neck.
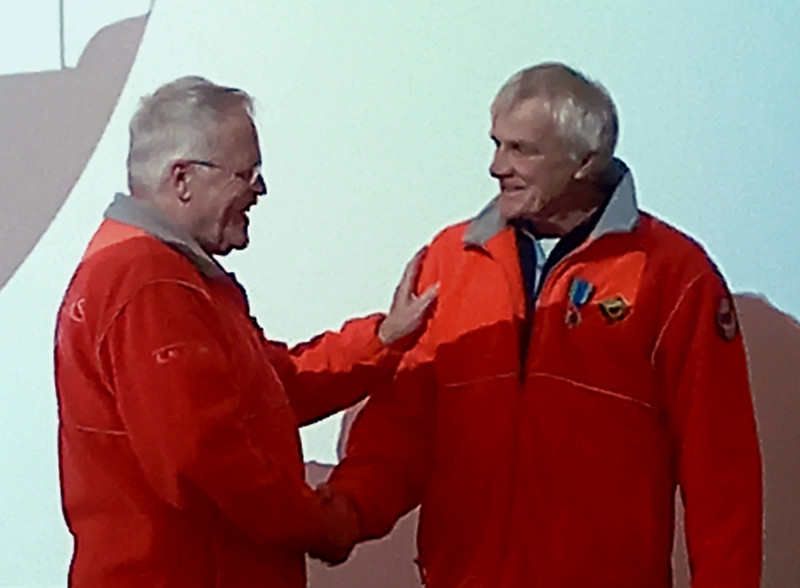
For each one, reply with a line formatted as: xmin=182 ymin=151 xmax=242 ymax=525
xmin=131 ymin=189 xmax=195 ymax=240
xmin=528 ymin=181 xmax=606 ymax=237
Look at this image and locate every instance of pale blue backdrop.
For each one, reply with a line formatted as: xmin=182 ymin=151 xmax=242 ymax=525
xmin=1 ymin=1 xmax=798 ymax=585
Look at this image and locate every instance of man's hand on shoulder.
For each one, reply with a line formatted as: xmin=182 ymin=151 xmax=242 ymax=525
xmin=378 ymin=247 xmax=439 ymax=348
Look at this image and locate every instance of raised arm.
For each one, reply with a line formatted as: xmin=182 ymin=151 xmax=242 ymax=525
xmin=310 ymin=245 xmax=442 ymax=563
xmin=269 ymin=248 xmax=438 ymax=426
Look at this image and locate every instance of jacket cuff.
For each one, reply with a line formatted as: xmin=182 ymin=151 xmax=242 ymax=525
xmin=360 ymin=314 xmax=404 ymax=370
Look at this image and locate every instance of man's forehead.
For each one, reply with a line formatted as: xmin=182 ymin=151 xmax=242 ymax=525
xmin=214 ymin=115 xmax=260 ymax=159
xmin=491 ymin=98 xmax=552 ymax=138
xmin=503 ymin=97 xmax=551 ymax=121
xmin=217 ymin=112 xmax=256 ymax=135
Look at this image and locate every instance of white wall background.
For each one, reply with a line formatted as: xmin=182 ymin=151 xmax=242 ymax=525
xmin=1 ymin=0 xmax=798 ymax=585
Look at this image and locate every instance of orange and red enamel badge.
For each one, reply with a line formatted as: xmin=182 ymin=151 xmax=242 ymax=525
xmin=598 ymin=296 xmax=630 ymax=324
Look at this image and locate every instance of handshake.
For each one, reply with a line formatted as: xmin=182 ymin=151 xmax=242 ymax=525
xmin=309 ymin=484 xmax=361 ymax=565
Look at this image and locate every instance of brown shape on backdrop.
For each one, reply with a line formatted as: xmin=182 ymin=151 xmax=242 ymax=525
xmin=306 ymin=461 xmax=421 ymax=588
xmin=0 ymin=15 xmax=148 ymax=291
xmin=673 ymin=294 xmax=800 ymax=587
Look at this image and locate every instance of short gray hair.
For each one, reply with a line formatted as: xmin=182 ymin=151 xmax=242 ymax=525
xmin=492 ymin=62 xmax=618 ymax=178
xmin=127 ymin=76 xmax=254 ymax=194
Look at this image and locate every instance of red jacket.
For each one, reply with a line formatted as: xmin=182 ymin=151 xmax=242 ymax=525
xmin=330 ymin=166 xmax=762 ymax=587
xmin=55 ymin=211 xmax=397 ymax=587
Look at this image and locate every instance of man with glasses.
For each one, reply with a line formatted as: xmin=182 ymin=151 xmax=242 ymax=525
xmin=54 ymin=76 xmax=436 ymax=588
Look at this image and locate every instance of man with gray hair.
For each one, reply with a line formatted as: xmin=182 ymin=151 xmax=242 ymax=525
xmin=54 ymin=76 xmax=436 ymax=587
xmin=320 ymin=62 xmax=762 ymax=586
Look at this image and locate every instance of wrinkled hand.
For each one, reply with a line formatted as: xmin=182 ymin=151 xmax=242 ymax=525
xmin=309 ymin=484 xmax=360 ymax=566
xmin=378 ymin=247 xmax=439 ymax=347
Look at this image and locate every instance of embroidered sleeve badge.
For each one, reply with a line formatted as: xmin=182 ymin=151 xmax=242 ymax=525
xmin=715 ymin=295 xmax=739 ymax=341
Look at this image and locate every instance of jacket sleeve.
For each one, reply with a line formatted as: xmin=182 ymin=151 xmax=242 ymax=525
xmin=653 ymin=270 xmax=763 ymax=587
xmin=101 ymin=280 xmax=325 ymax=551
xmin=325 ymin=251 xmax=441 ymax=540
xmin=264 ymin=314 xmax=404 ymax=427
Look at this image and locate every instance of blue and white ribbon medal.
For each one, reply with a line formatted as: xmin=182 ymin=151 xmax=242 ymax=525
xmin=566 ymin=277 xmax=595 ymax=328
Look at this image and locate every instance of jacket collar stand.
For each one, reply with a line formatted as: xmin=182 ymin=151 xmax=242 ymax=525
xmin=104 ymin=193 xmax=226 ymax=278
xmin=463 ymin=158 xmax=639 ymax=248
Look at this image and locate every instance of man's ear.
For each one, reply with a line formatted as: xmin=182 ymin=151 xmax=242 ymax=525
xmin=573 ymin=152 xmax=598 ymax=181
xmin=169 ymin=161 xmax=192 ymax=202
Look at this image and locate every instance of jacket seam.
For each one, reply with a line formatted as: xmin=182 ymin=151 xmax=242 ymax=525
xmin=649 ymin=271 xmax=710 ymax=367
xmin=70 ymin=424 xmax=128 ymax=436
xmin=529 ymin=372 xmax=659 ymax=411
xmin=440 ymin=371 xmax=518 ymax=389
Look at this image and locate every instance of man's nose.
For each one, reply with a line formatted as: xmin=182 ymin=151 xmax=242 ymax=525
xmin=490 ymin=147 xmax=510 ymax=178
xmin=253 ymin=174 xmax=268 ymax=196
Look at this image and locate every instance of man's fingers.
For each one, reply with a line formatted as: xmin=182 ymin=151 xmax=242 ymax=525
xmin=380 ymin=249 xmax=435 ymax=346
xmin=396 ymin=246 xmax=429 ymax=301
xmin=413 ymin=283 xmax=439 ymax=313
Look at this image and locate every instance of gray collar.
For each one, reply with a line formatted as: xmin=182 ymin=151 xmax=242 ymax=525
xmin=104 ymin=193 xmax=225 ymax=278
xmin=463 ymin=158 xmax=639 ymax=247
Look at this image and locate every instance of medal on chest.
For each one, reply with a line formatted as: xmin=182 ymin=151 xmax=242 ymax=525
xmin=566 ymin=277 xmax=595 ymax=327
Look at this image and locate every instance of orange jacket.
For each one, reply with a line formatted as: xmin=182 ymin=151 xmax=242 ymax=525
xmin=55 ymin=211 xmax=397 ymax=587
xmin=330 ymin=165 xmax=762 ymax=587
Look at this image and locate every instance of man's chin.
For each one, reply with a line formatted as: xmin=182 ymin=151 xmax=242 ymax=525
xmin=497 ymin=193 xmax=550 ymax=224
xmin=498 ymin=199 xmax=532 ymax=222
xmin=211 ymin=233 xmax=249 ymax=256
xmin=226 ymin=239 xmax=249 ymax=254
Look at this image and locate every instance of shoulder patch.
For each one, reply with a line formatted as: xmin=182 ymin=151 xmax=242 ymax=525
xmin=715 ymin=294 xmax=739 ymax=341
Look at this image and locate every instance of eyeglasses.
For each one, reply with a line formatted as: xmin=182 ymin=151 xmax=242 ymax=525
xmin=185 ymin=159 xmax=264 ymax=191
